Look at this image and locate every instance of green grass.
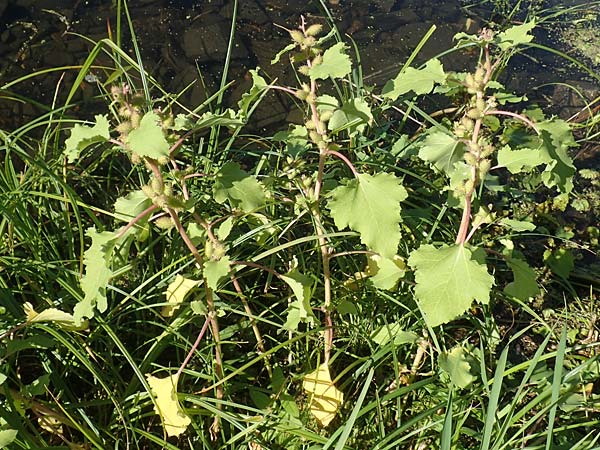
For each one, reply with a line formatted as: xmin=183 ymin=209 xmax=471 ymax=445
xmin=1 ymin=0 xmax=600 ymax=449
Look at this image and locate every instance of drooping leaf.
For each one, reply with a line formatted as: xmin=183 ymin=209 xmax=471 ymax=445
xmin=367 ymin=254 xmax=406 ymax=290
xmin=408 ymin=244 xmax=494 ymax=327
xmin=496 ymin=21 xmax=535 ymax=51
xmin=382 ymin=58 xmax=446 ymax=100
xmin=64 ymin=115 xmax=110 ymax=163
xmin=328 ymin=172 xmax=407 ymax=258
xmin=283 ymin=299 xmax=316 ymax=331
xmin=282 ymin=268 xmax=315 ymax=331
xmin=238 ymin=69 xmax=268 ymax=116
xmin=271 ymin=42 xmax=296 ymax=64
xmin=302 ymin=363 xmax=344 ymax=427
xmin=281 ymin=268 xmax=312 ymax=304
xmin=309 ymin=42 xmax=351 ymax=81
xmin=439 ymin=346 xmax=476 ymax=389
xmin=126 ymin=112 xmax=170 ymax=160
xmin=328 ymin=97 xmax=373 ymax=136
xmin=203 ymin=256 xmax=230 ymax=291
xmin=504 ymin=258 xmax=540 ymax=300
xmin=371 ymin=323 xmax=418 ymax=346
xmin=213 ymin=162 xmax=266 ymax=213
xmin=24 ymin=302 xmax=88 ymax=331
xmin=537 ymin=119 xmax=576 ymax=193
xmin=497 ymin=145 xmax=546 ymax=173
xmin=74 ymin=228 xmax=119 ymax=323
xmin=146 ymin=373 xmax=191 ymax=437
xmin=417 ymin=130 xmax=465 ymax=175
xmin=162 ymin=276 xmax=200 ymax=317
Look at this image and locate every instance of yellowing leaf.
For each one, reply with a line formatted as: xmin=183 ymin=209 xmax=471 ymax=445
xmin=162 ymin=275 xmax=199 ymax=317
xmin=146 ymin=374 xmax=191 ymax=437
xmin=24 ymin=303 xmax=88 ymax=331
xmin=302 ymin=363 xmax=343 ymax=427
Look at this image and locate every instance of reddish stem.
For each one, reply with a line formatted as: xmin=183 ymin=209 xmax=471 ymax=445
xmin=115 ymin=204 xmax=158 ymax=239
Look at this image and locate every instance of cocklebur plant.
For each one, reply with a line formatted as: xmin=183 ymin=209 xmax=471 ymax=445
xmin=57 ymin=17 xmax=578 ymax=438
xmin=377 ymin=22 xmax=577 ymax=330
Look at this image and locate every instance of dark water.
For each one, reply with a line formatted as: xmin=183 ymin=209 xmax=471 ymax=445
xmin=0 ymin=0 xmax=598 ymax=131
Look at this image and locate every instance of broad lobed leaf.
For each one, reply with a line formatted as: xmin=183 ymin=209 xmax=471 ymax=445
xmin=408 ymin=244 xmax=494 ymax=327
xmin=328 ymin=172 xmax=407 ymax=258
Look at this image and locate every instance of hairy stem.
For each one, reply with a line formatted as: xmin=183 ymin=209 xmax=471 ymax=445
xmin=305 ymin=71 xmax=334 ymax=365
xmin=167 ymin=207 xmax=224 ymax=433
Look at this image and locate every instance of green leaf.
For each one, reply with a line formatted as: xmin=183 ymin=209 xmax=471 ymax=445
xmin=543 ymin=248 xmax=574 ymax=278
xmin=328 ymin=98 xmax=373 ymax=136
xmin=499 ymin=218 xmax=536 ymax=232
xmin=195 ymin=109 xmax=244 ymax=130
xmin=371 ymin=323 xmax=418 ymax=346
xmin=162 ymin=275 xmax=200 ymax=317
xmin=382 ymin=58 xmax=446 ymax=100
xmin=367 ymin=254 xmax=406 ymax=291
xmin=316 ymin=94 xmax=339 ymax=112
xmin=213 ymin=162 xmax=266 ymax=212
xmin=408 ymin=244 xmax=494 ymax=327
xmin=328 ymin=172 xmax=407 ymax=258
xmin=282 ymin=268 xmax=316 ymax=331
xmin=497 ymin=145 xmax=546 ymax=173
xmin=273 ymin=125 xmax=310 ymax=157
xmin=115 ymin=190 xmax=152 ymax=230
xmin=496 ymin=21 xmax=535 ymax=51
xmin=203 ymin=256 xmax=230 ymax=290
xmin=64 ymin=115 xmax=110 ymax=163
xmin=281 ymin=268 xmax=312 ymax=304
xmin=271 ymin=43 xmax=296 ymax=64
xmin=439 ymin=346 xmax=475 ymax=389
xmin=283 ymin=299 xmax=316 ymax=331
xmin=0 ymin=430 xmax=18 ymax=448
xmin=0 ymin=373 xmax=6 ymax=385
xmin=216 ymin=217 xmax=234 ymax=241
xmin=309 ymin=42 xmax=351 ymax=81
xmin=337 ymin=299 xmax=358 ymax=315
xmin=417 ymin=130 xmax=465 ymax=175
xmin=238 ymin=69 xmax=268 ymax=116
xmin=537 ymin=119 xmax=576 ymax=193
xmin=504 ymin=258 xmax=540 ymax=300
xmin=126 ymin=112 xmax=170 ymax=160
xmin=74 ymin=228 xmax=119 ymax=323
